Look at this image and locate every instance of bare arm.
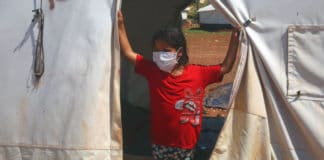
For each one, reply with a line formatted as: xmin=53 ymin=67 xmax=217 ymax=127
xmin=117 ymin=11 xmax=137 ymax=64
xmin=221 ymin=28 xmax=241 ymax=75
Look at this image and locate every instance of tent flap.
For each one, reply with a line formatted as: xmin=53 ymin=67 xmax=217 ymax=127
xmin=210 ymin=0 xmax=324 ymax=159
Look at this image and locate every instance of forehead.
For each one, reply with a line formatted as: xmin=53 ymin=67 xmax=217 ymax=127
xmin=154 ymin=39 xmax=176 ymax=51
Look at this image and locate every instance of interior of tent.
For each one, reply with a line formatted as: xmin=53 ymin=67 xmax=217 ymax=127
xmin=1 ymin=0 xmax=323 ymax=159
xmin=120 ymin=0 xmax=231 ymax=159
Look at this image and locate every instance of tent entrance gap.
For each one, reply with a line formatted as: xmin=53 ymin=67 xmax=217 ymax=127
xmin=120 ymin=1 xmax=237 ymax=159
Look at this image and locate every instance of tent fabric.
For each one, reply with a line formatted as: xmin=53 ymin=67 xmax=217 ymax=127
xmin=198 ymin=4 xmax=230 ymax=25
xmin=209 ymin=0 xmax=324 ymax=159
xmin=0 ymin=0 xmax=122 ymax=159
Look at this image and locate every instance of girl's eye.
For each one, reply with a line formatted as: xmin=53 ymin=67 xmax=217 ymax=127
xmin=163 ymin=48 xmax=173 ymax=52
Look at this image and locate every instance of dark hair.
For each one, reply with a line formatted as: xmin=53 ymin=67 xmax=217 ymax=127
xmin=152 ymin=26 xmax=189 ymax=65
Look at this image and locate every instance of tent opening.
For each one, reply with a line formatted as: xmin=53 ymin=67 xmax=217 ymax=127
xmin=120 ymin=1 xmax=238 ymax=159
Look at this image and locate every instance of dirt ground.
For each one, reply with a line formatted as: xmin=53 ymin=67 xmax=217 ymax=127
xmin=184 ymin=28 xmax=238 ymax=117
xmin=185 ymin=28 xmax=236 ymax=83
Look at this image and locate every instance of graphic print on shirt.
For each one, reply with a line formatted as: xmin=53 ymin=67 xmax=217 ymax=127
xmin=175 ymin=88 xmax=203 ymax=126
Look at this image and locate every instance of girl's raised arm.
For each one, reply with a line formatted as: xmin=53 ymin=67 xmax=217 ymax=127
xmin=221 ymin=28 xmax=241 ymax=75
xmin=117 ymin=11 xmax=137 ymax=64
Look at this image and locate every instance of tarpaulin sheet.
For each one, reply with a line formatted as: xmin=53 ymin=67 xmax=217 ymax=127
xmin=0 ymin=0 xmax=122 ymax=159
xmin=209 ymin=0 xmax=324 ymax=159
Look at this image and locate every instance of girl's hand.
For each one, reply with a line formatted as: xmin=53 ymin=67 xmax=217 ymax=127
xmin=117 ymin=10 xmax=126 ymax=39
xmin=117 ymin=11 xmax=125 ymax=30
xmin=232 ymin=26 xmax=241 ymax=37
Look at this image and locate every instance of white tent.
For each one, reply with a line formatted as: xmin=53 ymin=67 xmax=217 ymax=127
xmin=181 ymin=7 xmax=190 ymax=20
xmin=198 ymin=4 xmax=229 ymax=25
xmin=0 ymin=0 xmax=122 ymax=159
xmin=209 ymin=0 xmax=324 ymax=159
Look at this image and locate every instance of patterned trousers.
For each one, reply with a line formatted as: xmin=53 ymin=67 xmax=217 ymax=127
xmin=152 ymin=144 xmax=195 ymax=160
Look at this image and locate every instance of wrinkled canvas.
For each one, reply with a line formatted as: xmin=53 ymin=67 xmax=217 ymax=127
xmin=0 ymin=0 xmax=122 ymax=159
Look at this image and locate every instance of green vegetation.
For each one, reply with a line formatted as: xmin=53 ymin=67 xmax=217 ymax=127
xmin=187 ymin=1 xmax=209 ymax=23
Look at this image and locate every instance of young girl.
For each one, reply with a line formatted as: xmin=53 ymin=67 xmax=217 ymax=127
xmin=118 ymin=11 xmax=240 ymax=160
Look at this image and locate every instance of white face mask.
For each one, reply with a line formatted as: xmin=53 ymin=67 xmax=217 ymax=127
xmin=152 ymin=51 xmax=178 ymax=73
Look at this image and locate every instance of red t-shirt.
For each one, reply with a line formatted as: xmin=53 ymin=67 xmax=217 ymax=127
xmin=135 ymin=54 xmax=223 ymax=149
